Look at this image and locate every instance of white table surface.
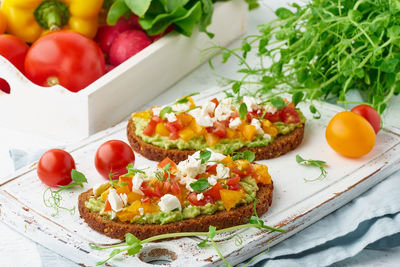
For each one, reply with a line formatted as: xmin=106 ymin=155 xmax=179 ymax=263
xmin=1 ymin=1 xmax=400 ymax=266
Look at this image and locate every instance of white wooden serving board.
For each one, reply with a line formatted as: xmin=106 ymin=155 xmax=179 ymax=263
xmin=1 ymin=89 xmax=400 ymax=266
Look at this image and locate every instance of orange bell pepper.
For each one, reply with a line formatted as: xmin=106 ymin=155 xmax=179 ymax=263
xmin=178 ymin=127 xmax=195 ymax=141
xmin=176 ymin=113 xmax=193 ymax=127
xmin=220 ymin=189 xmax=245 ymax=211
xmin=205 ymin=132 xmax=219 ymax=147
xmin=189 ymin=119 xmax=206 ymax=135
xmin=253 ymin=164 xmax=272 ymax=184
xmin=242 ymin=124 xmax=257 ymax=141
xmin=155 ymin=122 xmax=170 ymax=136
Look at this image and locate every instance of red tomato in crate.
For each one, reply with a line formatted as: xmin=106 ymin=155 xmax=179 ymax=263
xmin=351 ymin=104 xmax=381 ymax=134
xmin=37 ymin=149 xmax=75 ymax=187
xmin=24 ymin=31 xmax=105 ymax=92
xmin=95 ymin=140 xmax=135 ymax=180
xmin=0 ymin=34 xmax=29 ymax=72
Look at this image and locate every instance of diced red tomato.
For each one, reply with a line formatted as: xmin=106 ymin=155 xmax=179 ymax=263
xmin=143 ymin=116 xmax=163 ymax=136
xmin=141 ymin=197 xmax=151 ymax=204
xmin=207 ymin=121 xmax=227 ymax=138
xmin=141 ymin=182 xmax=162 ymax=198
xmin=279 ymin=106 xmax=300 ymax=124
xmin=263 ymin=112 xmax=281 ymax=123
xmin=226 ymin=176 xmax=240 ymax=186
xmin=104 ymin=200 xmax=111 ymax=212
xmin=246 ymin=111 xmax=259 ymax=123
xmin=204 ymin=183 xmax=224 ymax=200
xmin=210 ymin=98 xmax=219 ymax=107
xmin=188 ymin=192 xmax=214 ymax=206
xmin=166 ymin=120 xmax=184 ymax=140
xmin=228 ymin=184 xmax=242 ymax=191
xmin=158 ymin=157 xmax=177 ymax=171
xmin=171 ymin=180 xmax=181 ymax=195
xmin=206 ymin=164 xmax=218 ymax=174
xmin=162 ymin=181 xmax=171 ymax=194
xmin=232 ymin=164 xmax=254 ymax=177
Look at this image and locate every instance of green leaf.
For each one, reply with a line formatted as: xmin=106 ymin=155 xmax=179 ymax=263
xmin=173 ymin=2 xmax=203 ymax=37
xmin=125 ymin=0 xmax=152 ymax=17
xmin=110 ymin=248 xmax=121 ymax=258
xmin=190 ymin=178 xmax=209 ymax=192
xmin=127 ymin=244 xmax=143 ymax=255
xmin=380 ymin=58 xmax=399 ymax=73
xmin=199 ymin=0 xmax=215 ymax=38
xmin=125 ymin=233 xmax=140 ymax=246
xmin=197 ymin=237 xmax=209 ymax=247
xmin=275 ymin=7 xmax=294 ymax=19
xmin=159 ymin=106 xmax=173 ymax=119
xmin=232 ymin=150 xmax=255 ymax=162
xmin=291 ymin=92 xmax=304 ymax=106
xmin=107 ymin=0 xmax=130 ymax=25
xmin=348 ymin=10 xmax=362 ymax=22
xmin=175 ymin=92 xmax=199 ymax=104
xmin=199 ymin=150 xmax=212 ymax=164
xmin=208 ymin=225 xmax=216 ymax=239
xmin=71 ymin=169 xmax=87 ymax=184
xmin=270 ymin=96 xmax=285 ymax=110
xmin=239 ymin=103 xmax=248 ymax=120
xmin=232 ymin=82 xmax=241 ymax=94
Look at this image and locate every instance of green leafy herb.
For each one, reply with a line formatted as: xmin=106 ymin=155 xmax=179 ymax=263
xmin=43 ymin=169 xmax=87 ymax=216
xmin=270 ymin=96 xmax=285 ymax=110
xmin=90 ymin=197 xmax=284 ymax=266
xmin=159 ymin=106 xmax=173 ymax=119
xmin=106 ymin=1 xmax=258 ymax=38
xmin=296 ymin=155 xmax=327 ymax=182
xmin=239 ymin=103 xmax=248 ymax=120
xmin=124 ymin=163 xmax=145 ymax=177
xmin=209 ymin=0 xmax=400 ymax=115
xmin=198 ymin=150 xmax=212 ymax=164
xmin=232 ymin=150 xmax=255 ymax=162
xmin=190 ymin=177 xmax=209 ymax=191
xmin=174 ymin=92 xmax=199 ymax=104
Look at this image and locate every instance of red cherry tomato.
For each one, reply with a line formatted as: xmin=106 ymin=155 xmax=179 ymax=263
xmin=188 ymin=192 xmax=214 ymax=206
xmin=204 ymin=183 xmax=224 ymax=200
xmin=263 ymin=111 xmax=281 ymax=123
xmin=37 ymin=149 xmax=75 ymax=187
xmin=94 ymin=140 xmax=135 ymax=180
xmin=351 ymin=104 xmax=381 ymax=134
xmin=279 ymin=106 xmax=300 ymax=124
xmin=0 ymin=34 xmax=29 ymax=72
xmin=226 ymin=176 xmax=240 ymax=186
xmin=24 ymin=31 xmax=105 ymax=92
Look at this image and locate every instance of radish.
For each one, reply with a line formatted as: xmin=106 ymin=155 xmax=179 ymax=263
xmin=95 ymin=15 xmax=141 ymax=55
xmin=109 ymin=30 xmax=152 ymax=66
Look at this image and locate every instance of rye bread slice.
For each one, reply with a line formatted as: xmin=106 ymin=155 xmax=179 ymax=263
xmin=78 ymin=182 xmax=273 ymax=240
xmin=127 ymin=119 xmax=305 ymax=163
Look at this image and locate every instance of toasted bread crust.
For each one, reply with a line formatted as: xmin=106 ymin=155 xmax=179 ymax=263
xmin=127 ymin=119 xmax=304 ymax=163
xmin=78 ymin=183 xmax=273 ymax=240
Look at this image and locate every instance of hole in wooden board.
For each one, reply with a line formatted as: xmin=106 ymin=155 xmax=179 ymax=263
xmin=138 ymin=247 xmax=177 ymax=265
xmin=0 ymin=78 xmax=10 ymax=94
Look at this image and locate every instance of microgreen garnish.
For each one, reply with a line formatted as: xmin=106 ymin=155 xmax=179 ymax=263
xmin=239 ymin=102 xmax=248 ymax=121
xmin=124 ymin=163 xmax=145 ymax=177
xmin=155 ymin=163 xmax=172 ymax=182
xmin=190 ymin=178 xmax=210 ymax=192
xmin=232 ymin=150 xmax=255 ymax=162
xmin=270 ymin=96 xmax=285 ymax=110
xmin=43 ymin=169 xmax=87 ymax=216
xmin=159 ymin=106 xmax=173 ymax=120
xmin=90 ymin=197 xmax=285 ymax=266
xmin=108 ymin=170 xmax=119 ymax=186
xmin=296 ymin=155 xmax=328 ymax=182
xmin=175 ymin=92 xmax=199 ymax=104
xmin=199 ymin=150 xmax=212 ymax=164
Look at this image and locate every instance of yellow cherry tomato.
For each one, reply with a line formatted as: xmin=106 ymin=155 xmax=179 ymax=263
xmin=325 ymin=111 xmax=376 ymax=158
xmin=0 ymin=10 xmax=7 ymax=34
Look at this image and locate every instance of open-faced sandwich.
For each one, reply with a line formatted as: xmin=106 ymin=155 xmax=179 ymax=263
xmin=78 ymin=150 xmax=273 ymax=240
xmin=127 ymin=94 xmax=305 ymax=163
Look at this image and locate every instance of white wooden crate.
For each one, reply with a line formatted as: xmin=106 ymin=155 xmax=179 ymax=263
xmin=1 ymin=88 xmax=400 ymax=266
xmin=0 ymin=0 xmax=247 ymax=140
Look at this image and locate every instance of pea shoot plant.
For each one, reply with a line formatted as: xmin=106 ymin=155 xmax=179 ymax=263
xmin=43 ymin=169 xmax=87 ymax=216
xmin=89 ymin=197 xmax=284 ymax=266
xmin=208 ymin=0 xmax=400 ymax=116
xmin=159 ymin=92 xmax=200 ymax=119
xmin=296 ymin=155 xmax=328 ymax=182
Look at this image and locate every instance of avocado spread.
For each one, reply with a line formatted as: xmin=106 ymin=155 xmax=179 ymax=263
xmin=131 ymin=111 xmax=305 ymax=155
xmin=85 ymin=177 xmax=259 ymax=225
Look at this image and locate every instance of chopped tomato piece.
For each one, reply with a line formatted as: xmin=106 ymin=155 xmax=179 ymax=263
xmin=228 ymin=183 xmax=242 ymax=190
xmin=207 ymin=121 xmax=227 ymax=138
xmin=246 ymin=110 xmax=261 ymax=123
xmin=141 ymin=197 xmax=151 ymax=204
xmin=171 ymin=180 xmax=181 ymax=195
xmin=226 ymin=176 xmax=240 ymax=185
xmin=143 ymin=116 xmax=163 ymax=136
xmin=263 ymin=112 xmax=281 ymax=123
xmin=204 ymin=183 xmax=224 ymax=200
xmin=187 ymin=192 xmax=214 ymax=206
xmin=210 ymin=98 xmax=219 ymax=107
xmin=279 ymin=106 xmax=300 ymax=124
xmin=140 ymin=182 xmax=162 ymax=198
xmin=104 ymin=200 xmax=111 ymax=212
xmin=206 ymin=164 xmax=218 ymax=173
xmin=287 ymin=102 xmax=295 ymax=109
xmin=162 ymin=181 xmax=171 ymax=194
xmin=158 ymin=157 xmax=177 ymax=170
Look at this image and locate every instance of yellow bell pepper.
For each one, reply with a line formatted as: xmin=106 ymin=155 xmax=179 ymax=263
xmin=155 ymin=122 xmax=170 ymax=137
xmin=242 ymin=124 xmax=257 ymax=141
xmin=220 ymin=189 xmax=245 ymax=211
xmin=178 ymin=127 xmax=195 ymax=141
xmin=0 ymin=10 xmax=7 ymax=34
xmin=253 ymin=164 xmax=272 ymax=184
xmin=1 ymin=0 xmax=103 ymax=43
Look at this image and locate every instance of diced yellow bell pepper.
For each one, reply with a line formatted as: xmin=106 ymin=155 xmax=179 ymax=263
xmin=178 ymin=127 xmax=195 ymax=141
xmin=117 ymin=200 xmax=141 ymax=222
xmin=220 ymin=189 xmax=245 ymax=211
xmin=155 ymin=122 xmax=170 ymax=136
xmin=242 ymin=124 xmax=257 ymax=141
xmin=126 ymin=192 xmax=143 ymax=204
xmin=253 ymin=164 xmax=272 ymax=184
xmin=187 ymin=96 xmax=196 ymax=108
xmin=116 ymin=185 xmax=130 ymax=195
xmin=261 ymin=120 xmax=278 ymax=137
xmin=176 ymin=113 xmax=193 ymax=127
xmin=189 ymin=119 xmax=205 ymax=135
xmin=101 ymin=188 xmax=110 ymax=202
xmin=132 ymin=111 xmax=151 ymax=120
xmin=226 ymin=128 xmax=238 ymax=139
xmin=205 ymin=132 xmax=219 ymax=147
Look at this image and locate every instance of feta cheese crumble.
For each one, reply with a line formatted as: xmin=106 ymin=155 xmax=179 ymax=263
xmin=158 ymin=194 xmax=182 ymax=212
xmin=214 ymin=98 xmax=234 ymax=121
xmin=242 ymin=96 xmax=260 ymax=112
xmin=216 ymin=164 xmax=230 ymax=179
xmin=165 ymin=112 xmax=177 ymax=122
xmin=107 ymin=189 xmax=124 ymax=212
xmin=132 ymin=173 xmax=145 ymax=195
xmin=197 ymin=193 xmax=204 ymax=201
xmin=251 ymin=118 xmax=265 ymax=135
xmin=229 ymin=117 xmax=242 ymax=129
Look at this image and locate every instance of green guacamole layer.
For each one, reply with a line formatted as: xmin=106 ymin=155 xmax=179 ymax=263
xmin=132 ymin=111 xmax=305 ymax=155
xmin=85 ymin=177 xmax=259 ymax=225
